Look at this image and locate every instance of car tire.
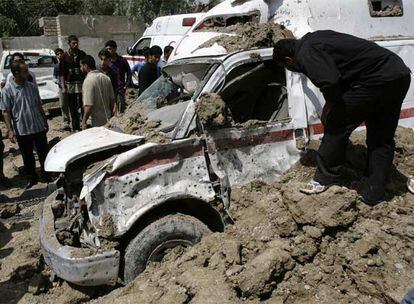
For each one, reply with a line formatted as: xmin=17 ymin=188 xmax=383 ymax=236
xmin=123 ymin=213 xmax=211 ymax=283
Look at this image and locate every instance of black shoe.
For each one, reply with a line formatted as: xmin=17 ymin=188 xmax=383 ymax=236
xmin=25 ymin=179 xmax=38 ymax=190
xmin=351 ymin=180 xmax=385 ymax=206
xmin=41 ymin=173 xmax=52 ymax=183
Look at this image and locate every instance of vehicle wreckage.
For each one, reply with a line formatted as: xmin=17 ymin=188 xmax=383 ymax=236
xmin=40 ymin=0 xmax=414 ymax=284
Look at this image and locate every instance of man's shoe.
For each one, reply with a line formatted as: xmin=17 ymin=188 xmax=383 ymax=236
xmin=300 ymin=181 xmax=329 ymax=195
xmin=351 ymin=180 xmax=385 ymax=206
xmin=25 ymin=179 xmax=38 ymax=190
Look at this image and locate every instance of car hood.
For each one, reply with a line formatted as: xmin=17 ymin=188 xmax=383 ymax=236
xmin=45 ymin=127 xmax=144 ymax=172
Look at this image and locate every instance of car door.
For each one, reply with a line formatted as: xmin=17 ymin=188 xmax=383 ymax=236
xmin=197 ymin=50 xmax=301 ymax=187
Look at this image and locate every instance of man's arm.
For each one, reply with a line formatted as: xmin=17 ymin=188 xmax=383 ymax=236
xmin=124 ymin=59 xmax=132 ymax=88
xmin=2 ymin=111 xmax=15 ymax=143
xmin=35 ymin=88 xmax=48 ymax=131
xmin=59 ymin=59 xmax=67 ymax=94
xmin=299 ymin=46 xmax=343 ymax=103
xmin=82 ymin=105 xmax=92 ymax=130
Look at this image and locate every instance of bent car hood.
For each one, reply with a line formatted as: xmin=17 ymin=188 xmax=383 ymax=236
xmin=45 ymin=127 xmax=144 ymax=172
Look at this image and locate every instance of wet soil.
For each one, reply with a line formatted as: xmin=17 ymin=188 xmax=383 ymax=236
xmin=199 ymin=22 xmax=285 ymax=53
xmin=2 ymin=112 xmax=414 ymax=303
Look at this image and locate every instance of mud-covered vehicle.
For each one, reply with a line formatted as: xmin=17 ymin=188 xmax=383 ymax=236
xmin=40 ymin=43 xmax=414 ymax=286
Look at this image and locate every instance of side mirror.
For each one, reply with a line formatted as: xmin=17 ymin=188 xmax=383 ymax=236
xmin=127 ymin=47 xmax=134 ymax=55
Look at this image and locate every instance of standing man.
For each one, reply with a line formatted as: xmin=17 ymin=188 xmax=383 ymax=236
xmin=98 ymin=49 xmax=118 ymax=95
xmin=105 ymin=40 xmax=132 ymax=114
xmin=54 ymin=48 xmax=71 ymax=131
xmin=138 ymin=46 xmax=162 ymax=96
xmin=131 ymin=47 xmax=150 ymax=82
xmin=0 ymin=128 xmax=10 ymax=188
xmin=158 ymin=45 xmax=174 ymax=71
xmin=60 ymin=35 xmax=86 ymax=131
xmin=0 ymin=62 xmax=50 ymax=189
xmin=80 ymin=55 xmax=115 ymax=129
xmin=273 ymin=30 xmax=411 ymax=205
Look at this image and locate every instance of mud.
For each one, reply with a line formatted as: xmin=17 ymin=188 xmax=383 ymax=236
xmin=90 ymin=127 xmax=414 ymax=304
xmin=107 ymin=102 xmax=169 ymax=144
xmin=0 ymin=204 xmax=20 ymax=219
xmin=199 ymin=22 xmax=284 ymax=53
xmin=2 ymin=115 xmax=414 ymax=304
xmin=195 ymin=93 xmax=231 ymax=129
xmin=371 ymin=5 xmax=403 ymax=17
xmin=98 ymin=213 xmax=115 ymax=238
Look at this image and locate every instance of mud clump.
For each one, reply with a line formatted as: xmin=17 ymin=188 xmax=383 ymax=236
xmin=195 ymin=93 xmax=230 ymax=129
xmin=98 ymin=213 xmax=115 ymax=238
xmin=0 ymin=203 xmax=20 ymax=219
xmin=199 ymin=22 xmax=284 ymax=53
xmin=107 ymin=102 xmax=169 ymax=143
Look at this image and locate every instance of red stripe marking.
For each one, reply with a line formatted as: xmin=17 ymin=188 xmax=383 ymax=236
xmin=123 ymin=56 xmax=146 ymax=63
xmin=311 ymin=106 xmax=414 ymax=135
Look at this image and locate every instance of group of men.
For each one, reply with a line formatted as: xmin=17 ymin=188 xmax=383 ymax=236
xmin=0 ymin=34 xmax=171 ymax=190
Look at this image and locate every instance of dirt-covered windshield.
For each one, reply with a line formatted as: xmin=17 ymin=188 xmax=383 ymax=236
xmin=194 ymin=12 xmax=261 ymax=32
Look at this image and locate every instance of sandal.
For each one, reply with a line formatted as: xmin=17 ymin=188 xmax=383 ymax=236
xmin=300 ymin=181 xmax=329 ymax=195
xmin=408 ymin=178 xmax=414 ymax=195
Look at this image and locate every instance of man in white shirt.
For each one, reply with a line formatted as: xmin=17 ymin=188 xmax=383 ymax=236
xmin=80 ymin=55 xmax=115 ymax=130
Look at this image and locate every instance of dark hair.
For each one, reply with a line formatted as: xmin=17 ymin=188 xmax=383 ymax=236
xmin=68 ymin=35 xmax=78 ymax=43
xmin=98 ymin=48 xmax=111 ymax=59
xmin=80 ymin=55 xmax=96 ymax=69
xmin=105 ymin=40 xmax=117 ymax=49
xmin=273 ymin=39 xmax=298 ymax=64
xmin=150 ymin=45 xmax=163 ymax=56
xmin=164 ymin=45 xmax=174 ymax=55
xmin=54 ymin=48 xmax=64 ymax=55
xmin=11 ymin=62 xmax=25 ymax=76
xmin=142 ymin=46 xmax=150 ymax=57
xmin=11 ymin=52 xmax=24 ymax=61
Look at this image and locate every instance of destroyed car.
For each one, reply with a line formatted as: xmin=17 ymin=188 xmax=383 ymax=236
xmin=40 ymin=41 xmax=414 ymax=286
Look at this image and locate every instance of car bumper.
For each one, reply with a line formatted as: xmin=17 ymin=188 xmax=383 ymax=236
xmin=40 ymin=191 xmax=120 ymax=286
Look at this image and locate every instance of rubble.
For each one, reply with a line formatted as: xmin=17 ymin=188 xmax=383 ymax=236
xmin=89 ymin=127 xmax=414 ymax=304
xmin=0 ymin=203 xmax=20 ymax=219
xmin=195 ymin=93 xmax=231 ymax=129
xmin=199 ymin=22 xmax=285 ymax=53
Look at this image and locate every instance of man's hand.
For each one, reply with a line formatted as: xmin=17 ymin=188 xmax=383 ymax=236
xmin=61 ymin=86 xmax=67 ymax=94
xmin=281 ymin=26 xmax=295 ymax=39
xmin=321 ymin=102 xmax=333 ymax=126
xmin=44 ymin=120 xmax=49 ymax=132
xmin=81 ymin=122 xmax=88 ymax=131
xmin=7 ymin=130 xmax=15 ymax=143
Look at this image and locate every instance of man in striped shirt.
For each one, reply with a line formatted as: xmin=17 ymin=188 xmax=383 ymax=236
xmin=0 ymin=62 xmax=49 ymax=189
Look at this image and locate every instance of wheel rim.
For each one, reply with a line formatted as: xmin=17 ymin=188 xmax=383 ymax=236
xmin=149 ymin=239 xmax=193 ymax=262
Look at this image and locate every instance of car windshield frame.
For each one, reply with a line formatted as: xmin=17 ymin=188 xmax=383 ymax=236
xmin=4 ymin=54 xmax=57 ymax=69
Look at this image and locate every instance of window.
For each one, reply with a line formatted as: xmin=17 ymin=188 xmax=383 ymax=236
xmin=4 ymin=54 xmax=57 ymax=69
xmin=369 ymin=0 xmax=403 ymax=17
xmin=133 ymin=38 xmax=151 ymax=55
xmin=218 ymin=60 xmax=289 ymax=124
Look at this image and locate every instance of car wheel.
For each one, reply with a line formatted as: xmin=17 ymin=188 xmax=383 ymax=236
xmin=123 ymin=213 xmax=211 ymax=283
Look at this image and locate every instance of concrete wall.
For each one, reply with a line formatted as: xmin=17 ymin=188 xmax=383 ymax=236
xmin=1 ymin=15 xmax=145 ymax=59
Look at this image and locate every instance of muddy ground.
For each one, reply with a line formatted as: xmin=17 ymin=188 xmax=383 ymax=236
xmin=1 ymin=121 xmax=413 ymax=303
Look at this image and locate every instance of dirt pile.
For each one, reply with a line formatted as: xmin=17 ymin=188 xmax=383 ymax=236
xmin=199 ymin=22 xmax=284 ymax=53
xmin=107 ymin=102 xmax=169 ymax=143
xmin=195 ymin=93 xmax=230 ymax=129
xmin=90 ymin=127 xmax=414 ymax=304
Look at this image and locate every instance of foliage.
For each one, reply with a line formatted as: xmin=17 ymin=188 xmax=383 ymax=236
xmin=0 ymin=0 xmax=220 ymax=37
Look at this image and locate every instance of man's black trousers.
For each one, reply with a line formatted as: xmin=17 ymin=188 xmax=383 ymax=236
xmin=16 ymin=131 xmax=49 ymax=181
xmin=67 ymin=93 xmax=83 ymax=131
xmin=314 ymin=75 xmax=411 ymax=196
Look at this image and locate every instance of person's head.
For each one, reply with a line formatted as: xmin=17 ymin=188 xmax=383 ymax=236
xmin=142 ymin=47 xmax=150 ymax=62
xmin=272 ymin=39 xmax=299 ymax=71
xmin=54 ymin=48 xmax=64 ymax=61
xmin=98 ymin=48 xmax=112 ymax=70
xmin=164 ymin=45 xmax=174 ymax=61
xmin=11 ymin=62 xmax=29 ymax=83
xmin=80 ymin=55 xmax=96 ymax=73
xmin=105 ymin=40 xmax=117 ymax=57
xmin=148 ymin=45 xmax=162 ymax=64
xmin=68 ymin=35 xmax=79 ymax=51
xmin=11 ymin=52 xmax=25 ymax=64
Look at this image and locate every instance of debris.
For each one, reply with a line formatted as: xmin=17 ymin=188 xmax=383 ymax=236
xmin=199 ymin=22 xmax=284 ymax=53
xmin=99 ymin=213 xmax=115 ymax=238
xmin=0 ymin=203 xmax=20 ymax=219
xmin=195 ymin=93 xmax=231 ymax=129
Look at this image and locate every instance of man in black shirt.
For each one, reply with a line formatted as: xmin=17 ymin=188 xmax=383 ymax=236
xmin=138 ymin=46 xmax=162 ymax=96
xmin=60 ymin=35 xmax=87 ymax=131
xmin=273 ymin=30 xmax=411 ymax=204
